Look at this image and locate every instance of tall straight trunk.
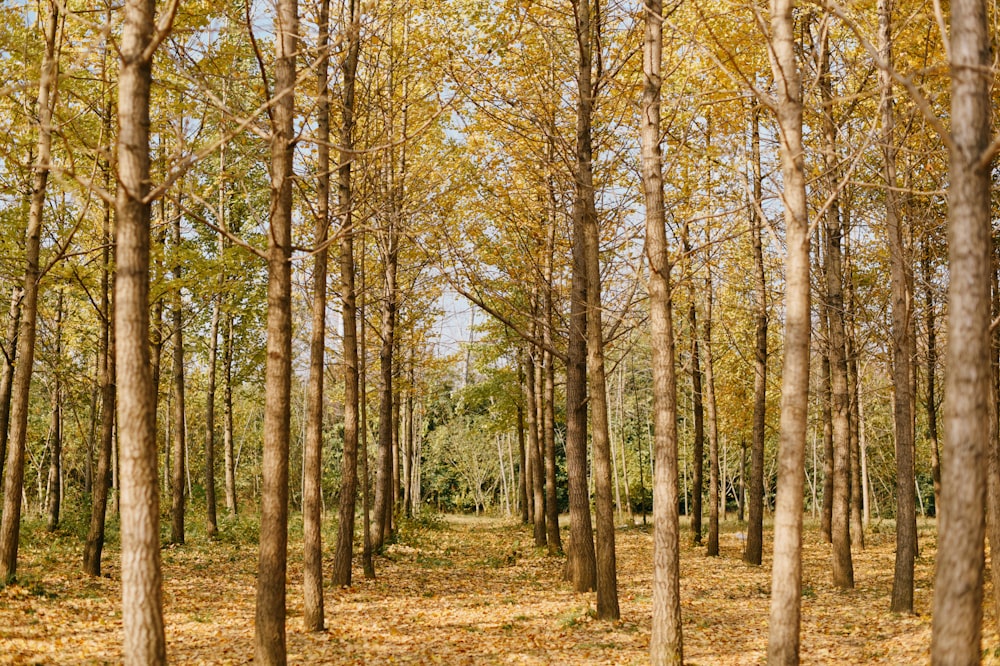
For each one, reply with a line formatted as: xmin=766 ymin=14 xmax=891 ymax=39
xmin=254 ymin=0 xmax=297 ymax=661
xmin=565 ymin=0 xmax=598 ymax=594
xmin=843 ymin=201 xmax=865 ymax=543
xmin=170 ymin=198 xmax=186 ymax=546
xmin=403 ymin=374 xmax=414 ymax=516
xmin=223 ymin=313 xmax=237 ymax=514
xmin=930 ymin=0 xmax=991 ymax=658
xmin=516 ymin=400 xmax=529 ymax=524
xmin=765 ymin=0 xmax=812 ymax=659
xmin=0 ymin=0 xmax=58 ymax=582
xmin=878 ymin=0 xmax=916 ymax=613
xmin=373 ymin=214 xmax=399 ymax=552
xmin=819 ymin=323 xmax=834 ymax=542
xmin=205 ymin=294 xmax=220 ymax=540
xmin=542 ymin=127 xmax=562 ymax=555
xmin=359 ymin=237 xmax=375 ymax=580
xmin=302 ymin=0 xmax=331 ymax=630
xmin=583 ymin=142 xmax=620 ymax=620
xmin=46 ymin=290 xmax=64 ymax=532
xmin=683 ymin=221 xmax=704 ymax=546
xmin=745 ymin=104 xmax=768 ymax=567
xmin=0 ymin=286 xmax=22 ymax=482
xmin=923 ymin=241 xmax=941 ymax=503
xmin=116 ymin=0 xmax=167 ymax=660
xmin=524 ymin=349 xmax=546 ymax=546
xmin=818 ymin=24 xmax=854 ymax=589
xmin=704 ymin=273 xmax=720 ymax=557
xmin=84 ymin=146 xmax=115 ymax=575
xmin=988 ymin=252 xmax=1000 ymax=636
xmin=643 ymin=0 xmax=683 ymax=660
xmin=391 ymin=390 xmax=401 ymax=525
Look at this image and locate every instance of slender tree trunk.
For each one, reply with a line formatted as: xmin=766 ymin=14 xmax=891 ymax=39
xmin=987 ymin=251 xmax=1000 ymax=636
xmin=705 ymin=272 xmax=720 ymax=557
xmin=254 ymin=0 xmax=297 ymax=660
xmin=878 ymin=0 xmax=916 ymax=613
xmin=223 ymin=313 xmax=237 ymax=515
xmin=765 ymin=0 xmax=812 ymax=658
xmin=170 ymin=196 xmax=186 ymax=546
xmin=819 ymin=322 xmax=834 ymax=542
xmin=844 ymin=204 xmax=864 ymax=547
xmin=643 ymin=1 xmax=683 ymax=660
xmin=683 ymin=220 xmax=704 ymax=546
xmin=360 ymin=238 xmax=375 ymax=580
xmin=524 ymin=349 xmax=546 ymax=546
xmin=373 ymin=205 xmax=399 ymax=552
xmin=0 ymin=286 xmax=22 ymax=483
xmin=817 ymin=23 xmax=854 ymax=589
xmin=923 ymin=241 xmax=941 ymax=505
xmin=84 ymin=147 xmax=116 ymax=575
xmin=46 ymin=290 xmax=64 ymax=532
xmin=516 ymin=399 xmax=529 ymax=524
xmin=205 ymin=296 xmax=219 ymax=540
xmin=930 ymin=0 xmax=991 ymax=658
xmin=565 ymin=0 xmax=598 ymax=594
xmin=0 ymin=0 xmax=59 ymax=582
xmin=745 ymin=103 xmax=767 ymax=567
xmin=116 ymin=0 xmax=167 ymax=659
xmin=302 ymin=0 xmax=331 ymax=631
xmin=542 ymin=130 xmax=562 ymax=555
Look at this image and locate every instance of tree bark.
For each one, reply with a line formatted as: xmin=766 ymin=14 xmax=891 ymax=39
xmin=683 ymin=220 xmax=704 ymax=547
xmin=116 ymin=0 xmax=167 ymax=660
xmin=170 ymin=195 xmax=186 ymax=546
xmin=765 ymin=0 xmax=812 ymax=659
xmin=930 ymin=0 xmax=991 ymax=658
xmin=223 ymin=312 xmax=237 ymax=515
xmin=373 ymin=215 xmax=398 ymax=552
xmin=303 ymin=0 xmax=332 ymax=630
xmin=46 ymin=290 xmax=64 ymax=532
xmin=643 ymin=0 xmax=683 ymax=660
xmin=745 ymin=103 xmax=767 ymax=567
xmin=923 ymin=240 xmax=941 ymax=505
xmin=254 ymin=0 xmax=297 ymax=661
xmin=524 ymin=349 xmax=547 ymax=547
xmin=704 ymin=272 xmax=720 ymax=557
xmin=0 ymin=0 xmax=58 ymax=582
xmin=0 ymin=286 xmax=22 ymax=483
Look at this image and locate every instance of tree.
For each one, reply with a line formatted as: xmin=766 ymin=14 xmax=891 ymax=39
xmin=765 ymin=0 xmax=812 ymax=659
xmin=0 ymin=0 xmax=59 ymax=583
xmin=169 ymin=191 xmax=186 ymax=546
xmin=929 ymin=0 xmax=992 ymax=658
xmin=254 ymin=0 xmax=298 ymax=661
xmin=643 ymin=0 xmax=683 ymax=661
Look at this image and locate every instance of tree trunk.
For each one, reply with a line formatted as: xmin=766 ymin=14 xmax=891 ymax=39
xmin=930 ymin=0 xmax=991 ymax=658
xmin=359 ymin=237 xmax=375 ymax=580
xmin=170 ymin=196 xmax=186 ymax=546
xmin=0 ymin=286 xmax=22 ymax=483
xmin=683 ymin=220 xmax=704 ymax=547
xmin=46 ymin=290 xmax=64 ymax=532
xmin=878 ymin=0 xmax=916 ymax=613
xmin=817 ymin=23 xmax=854 ymax=589
xmin=844 ymin=204 xmax=865 ymax=547
xmin=205 ymin=294 xmax=220 ymax=540
xmin=542 ymin=137 xmax=562 ymax=555
xmin=223 ymin=313 xmax=237 ymax=515
xmin=643 ymin=1 xmax=683 ymax=660
xmin=303 ymin=0 xmax=331 ymax=631
xmin=373 ymin=210 xmax=399 ymax=552
xmin=745 ymin=103 xmax=767 ymax=567
xmin=923 ymin=240 xmax=941 ymax=505
xmin=116 ymin=0 xmax=167 ymax=660
xmin=254 ymin=0 xmax=297 ymax=661
xmin=524 ymin=349 xmax=547 ymax=547
xmin=765 ymin=0 xmax=812 ymax=659
xmin=0 ymin=0 xmax=58 ymax=582
xmin=564 ymin=0 xmax=598 ymax=595
xmin=516 ymin=399 xmax=529 ymax=524
xmin=705 ymin=272 xmax=720 ymax=557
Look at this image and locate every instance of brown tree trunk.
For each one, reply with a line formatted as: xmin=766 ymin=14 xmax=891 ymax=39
xmin=170 ymin=195 xmax=186 ymax=546
xmin=817 ymin=23 xmax=854 ymax=589
xmin=205 ymin=293 xmax=219 ymax=540
xmin=0 ymin=0 xmax=58 ymax=582
xmin=359 ymin=236 xmax=375 ymax=580
xmin=116 ymin=0 xmax=167 ymax=660
xmin=819 ymin=314 xmax=834 ymax=543
xmin=373 ymin=216 xmax=398 ymax=551
xmin=878 ymin=0 xmax=916 ymax=613
xmin=845 ymin=206 xmax=865 ymax=546
xmin=0 ymin=286 xmax=22 ymax=483
xmin=302 ymin=0 xmax=331 ymax=630
xmin=46 ymin=290 xmax=64 ymax=532
xmin=542 ymin=129 xmax=562 ymax=555
xmin=705 ymin=272 xmax=720 ymax=557
xmin=930 ymin=0 xmax=991 ymax=657
xmin=643 ymin=1 xmax=683 ymax=660
xmin=765 ymin=0 xmax=812 ymax=659
xmin=84 ymin=159 xmax=115 ymax=576
xmin=223 ymin=313 xmax=237 ymax=515
xmin=564 ymin=0 xmax=598 ymax=595
xmin=524 ymin=349 xmax=547 ymax=547
xmin=516 ymin=398 xmax=529 ymax=524
xmin=745 ymin=103 xmax=767 ymax=567
xmin=683 ymin=220 xmax=704 ymax=547
xmin=923 ymin=241 xmax=941 ymax=504
xmin=254 ymin=0 xmax=297 ymax=660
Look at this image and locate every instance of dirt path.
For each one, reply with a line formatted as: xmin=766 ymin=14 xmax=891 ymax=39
xmin=0 ymin=513 xmax=997 ymax=663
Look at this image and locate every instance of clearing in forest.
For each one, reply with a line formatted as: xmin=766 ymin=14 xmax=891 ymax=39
xmin=0 ymin=514 xmax=997 ymax=664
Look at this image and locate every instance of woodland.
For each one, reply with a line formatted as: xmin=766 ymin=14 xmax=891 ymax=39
xmin=0 ymin=0 xmax=997 ymax=663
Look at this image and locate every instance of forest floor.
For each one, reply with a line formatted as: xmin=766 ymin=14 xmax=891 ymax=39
xmin=1 ymin=510 xmax=999 ymax=664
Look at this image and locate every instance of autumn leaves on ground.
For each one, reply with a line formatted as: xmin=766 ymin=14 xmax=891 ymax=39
xmin=2 ymin=512 xmax=991 ymax=664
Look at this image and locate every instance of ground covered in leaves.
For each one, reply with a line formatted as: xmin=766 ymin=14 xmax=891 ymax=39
xmin=2 ymin=511 xmax=999 ymax=664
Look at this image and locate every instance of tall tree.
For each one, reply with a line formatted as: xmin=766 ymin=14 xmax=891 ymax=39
xmin=169 ymin=194 xmax=186 ymax=546
xmin=302 ymin=0 xmax=332 ymax=631
xmin=878 ymin=0 xmax=915 ymax=613
xmin=254 ymin=0 xmax=298 ymax=661
xmin=683 ymin=219 xmax=704 ymax=546
xmin=765 ymin=0 xmax=812 ymax=659
xmin=0 ymin=0 xmax=59 ymax=582
xmin=643 ymin=0 xmax=683 ymax=660
xmin=929 ymin=0 xmax=992 ymax=658
xmin=116 ymin=0 xmax=170 ymax=660
xmin=744 ymin=103 xmax=767 ymax=567
xmin=45 ymin=289 xmax=64 ymax=532
xmin=332 ymin=0 xmax=362 ymax=589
